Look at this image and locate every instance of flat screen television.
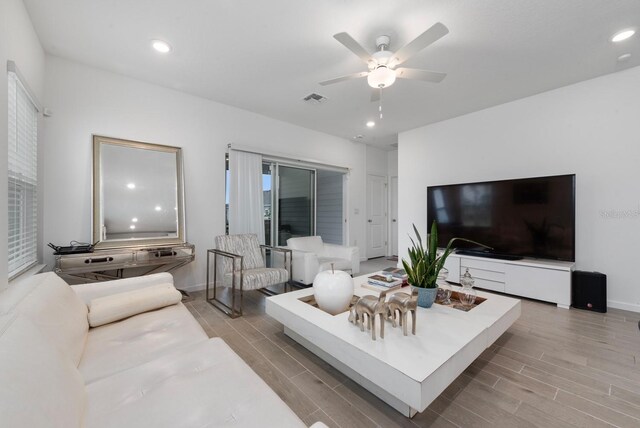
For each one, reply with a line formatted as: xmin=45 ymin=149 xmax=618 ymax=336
xmin=427 ymin=174 xmax=575 ymax=262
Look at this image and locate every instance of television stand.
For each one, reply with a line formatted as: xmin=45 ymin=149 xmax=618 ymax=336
xmin=455 ymin=250 xmax=523 ymax=261
xmin=443 ymin=253 xmax=574 ymax=309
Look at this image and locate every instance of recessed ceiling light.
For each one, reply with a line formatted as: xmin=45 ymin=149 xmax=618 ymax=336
xmin=366 ymin=121 xmax=375 ymax=128
xmin=611 ymin=29 xmax=635 ymax=43
xmin=126 ymin=183 xmax=136 ymax=189
xmin=155 ymin=205 xmax=162 ymax=211
xmin=130 ymin=225 xmax=136 ymax=230
xmin=618 ymin=53 xmax=632 ymax=62
xmin=132 ymin=217 xmax=138 ymax=222
xmin=151 ymin=39 xmax=172 ymax=53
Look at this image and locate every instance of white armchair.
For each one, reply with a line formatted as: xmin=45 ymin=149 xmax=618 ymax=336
xmin=284 ymin=236 xmax=360 ymax=285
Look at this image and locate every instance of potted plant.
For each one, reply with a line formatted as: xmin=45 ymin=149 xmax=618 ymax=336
xmin=402 ymin=221 xmax=489 ymax=308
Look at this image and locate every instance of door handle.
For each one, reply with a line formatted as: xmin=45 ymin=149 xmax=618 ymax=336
xmin=368 ymin=219 xmax=372 ymax=223
xmin=392 ymin=219 xmax=397 ymax=222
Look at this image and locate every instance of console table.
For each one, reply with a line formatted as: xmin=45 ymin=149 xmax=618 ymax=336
xmin=54 ymin=243 xmax=195 ymax=284
xmin=444 ymin=253 xmax=574 ymax=308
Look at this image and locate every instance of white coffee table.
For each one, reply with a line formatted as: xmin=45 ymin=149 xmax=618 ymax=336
xmin=265 ymin=275 xmax=521 ymax=417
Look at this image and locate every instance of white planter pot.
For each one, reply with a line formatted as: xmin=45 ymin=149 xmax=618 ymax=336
xmin=313 ymin=270 xmax=354 ymax=315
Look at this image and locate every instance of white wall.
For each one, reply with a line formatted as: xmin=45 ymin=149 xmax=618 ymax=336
xmin=387 ymin=149 xmax=398 ymax=178
xmin=399 ymin=65 xmax=640 ymax=312
xmin=0 ymin=0 xmax=46 ymax=290
xmin=42 ymin=56 xmax=367 ymax=290
xmin=366 ymin=145 xmax=388 ymax=176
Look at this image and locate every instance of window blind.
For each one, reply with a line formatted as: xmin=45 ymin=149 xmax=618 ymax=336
xmin=8 ymin=70 xmax=38 ymax=279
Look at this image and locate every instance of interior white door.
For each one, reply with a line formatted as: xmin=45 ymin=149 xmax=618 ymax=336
xmin=367 ymin=174 xmax=387 ymax=258
xmin=390 ymin=176 xmax=398 ymax=256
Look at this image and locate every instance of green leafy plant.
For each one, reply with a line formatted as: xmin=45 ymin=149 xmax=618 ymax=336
xmin=402 ymin=221 xmax=491 ymax=288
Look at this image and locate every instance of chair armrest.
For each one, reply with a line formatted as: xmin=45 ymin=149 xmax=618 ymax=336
xmin=321 ymin=243 xmax=360 ymax=275
xmin=288 ymin=248 xmax=320 ymax=285
xmin=71 ymin=272 xmax=175 ymax=304
xmin=260 ymin=245 xmax=292 ymax=264
xmin=321 ymin=243 xmax=359 ymax=260
xmin=261 ymin=245 xmax=292 ymax=277
xmin=207 ymin=248 xmax=243 ymax=274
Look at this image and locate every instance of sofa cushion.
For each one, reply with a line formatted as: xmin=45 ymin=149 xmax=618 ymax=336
xmin=80 ymin=302 xmax=207 ymax=384
xmin=0 ymin=272 xmax=88 ymax=366
xmin=287 ymin=236 xmax=324 ymax=255
xmin=72 ymin=272 xmax=175 ymax=305
xmin=88 ymin=283 xmax=182 ymax=327
xmin=84 ymin=338 xmax=305 ymax=428
xmin=0 ymin=314 xmax=85 ymax=428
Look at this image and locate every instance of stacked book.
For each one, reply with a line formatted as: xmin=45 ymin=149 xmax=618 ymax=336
xmin=362 ymin=268 xmax=409 ymax=292
xmin=382 ymin=267 xmax=408 ymax=281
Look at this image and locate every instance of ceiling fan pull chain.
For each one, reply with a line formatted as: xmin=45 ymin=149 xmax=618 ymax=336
xmin=379 ymin=87 xmax=383 ymax=119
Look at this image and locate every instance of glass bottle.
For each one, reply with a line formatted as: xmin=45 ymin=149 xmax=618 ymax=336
xmin=460 ymin=268 xmax=475 ymax=290
xmin=458 ymin=268 xmax=476 ymax=308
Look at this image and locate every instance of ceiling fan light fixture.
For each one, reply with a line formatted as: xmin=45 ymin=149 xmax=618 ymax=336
xmin=367 ymin=66 xmax=396 ymax=88
xmin=611 ymin=29 xmax=635 ymax=42
xmin=151 ymin=39 xmax=172 ymax=53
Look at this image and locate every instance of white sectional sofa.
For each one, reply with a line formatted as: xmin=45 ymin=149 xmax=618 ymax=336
xmin=0 ymin=272 xmax=321 ymax=427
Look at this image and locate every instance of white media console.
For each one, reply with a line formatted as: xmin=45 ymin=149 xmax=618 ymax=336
xmin=443 ymin=253 xmax=574 ymax=309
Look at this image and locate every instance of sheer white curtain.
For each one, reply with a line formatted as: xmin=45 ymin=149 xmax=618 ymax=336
xmin=228 ymin=150 xmax=265 ymax=244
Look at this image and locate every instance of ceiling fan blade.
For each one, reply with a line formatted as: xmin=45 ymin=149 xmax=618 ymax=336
xmin=389 ymin=22 xmax=449 ymax=67
xmin=319 ymin=71 xmax=368 ymax=86
xmin=370 ymin=89 xmax=380 ymax=102
xmin=395 ymin=67 xmax=447 ymax=83
xmin=333 ymin=32 xmax=372 ymax=64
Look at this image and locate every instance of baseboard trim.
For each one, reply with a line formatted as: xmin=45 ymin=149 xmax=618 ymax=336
xmin=607 ymin=299 xmax=640 ymax=313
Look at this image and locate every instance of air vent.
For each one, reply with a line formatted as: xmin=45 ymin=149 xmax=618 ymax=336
xmin=302 ymin=93 xmax=328 ymax=104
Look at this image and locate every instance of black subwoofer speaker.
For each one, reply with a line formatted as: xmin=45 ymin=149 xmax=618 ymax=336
xmin=572 ymin=271 xmax=607 ymax=313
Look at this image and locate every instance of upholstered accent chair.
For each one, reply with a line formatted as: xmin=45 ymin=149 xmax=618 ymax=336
xmin=206 ymin=234 xmax=292 ymax=318
xmin=285 ymin=236 xmax=359 ymax=285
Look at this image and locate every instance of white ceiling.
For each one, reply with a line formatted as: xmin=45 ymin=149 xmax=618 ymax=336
xmin=24 ymin=0 xmax=640 ymax=148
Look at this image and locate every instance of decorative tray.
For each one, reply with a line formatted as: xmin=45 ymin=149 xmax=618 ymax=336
xmin=435 ymin=290 xmax=486 ymax=312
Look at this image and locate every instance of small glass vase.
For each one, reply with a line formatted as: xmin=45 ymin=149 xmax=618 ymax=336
xmin=436 ymin=282 xmax=453 ymax=305
xmin=459 ymin=287 xmax=477 ymax=308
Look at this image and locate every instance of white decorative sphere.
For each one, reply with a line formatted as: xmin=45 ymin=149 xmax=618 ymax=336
xmin=313 ymin=270 xmax=354 ymax=315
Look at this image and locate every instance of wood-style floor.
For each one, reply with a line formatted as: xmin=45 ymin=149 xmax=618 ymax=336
xmin=185 ymin=288 xmax=640 ymax=428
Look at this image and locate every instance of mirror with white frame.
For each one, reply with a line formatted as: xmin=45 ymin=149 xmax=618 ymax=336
xmin=92 ymin=135 xmax=186 ymax=249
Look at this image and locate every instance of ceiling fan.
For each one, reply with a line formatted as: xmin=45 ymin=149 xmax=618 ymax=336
xmin=320 ymin=22 xmax=449 ymax=102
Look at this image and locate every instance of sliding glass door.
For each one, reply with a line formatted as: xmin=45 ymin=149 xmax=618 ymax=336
xmin=262 ymin=162 xmax=316 ymax=246
xmin=226 ymin=153 xmax=343 ymax=247
xmin=316 ymin=169 xmax=344 ymax=245
xmin=262 ymin=163 xmax=273 ymax=246
xmin=277 ymin=165 xmax=315 ymax=246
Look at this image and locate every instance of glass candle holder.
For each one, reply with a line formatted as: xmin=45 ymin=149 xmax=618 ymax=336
xmin=437 ymin=281 xmax=453 ymax=305
xmin=459 ymin=287 xmax=477 ymax=308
